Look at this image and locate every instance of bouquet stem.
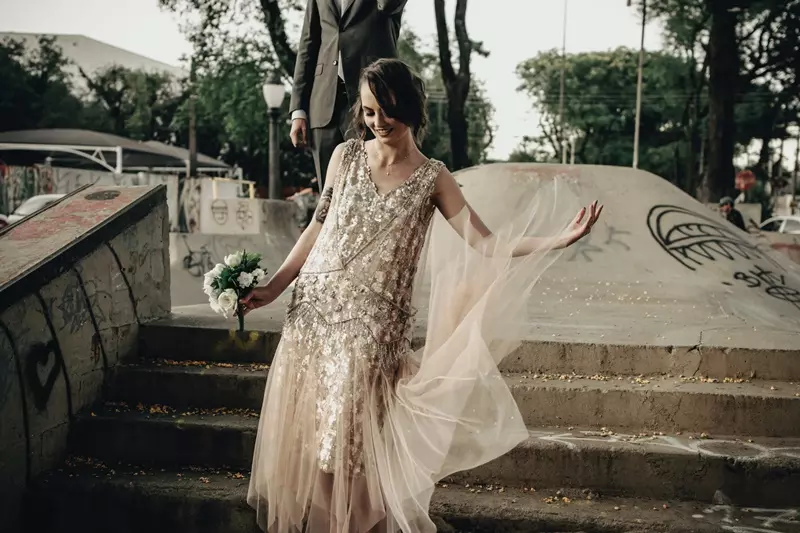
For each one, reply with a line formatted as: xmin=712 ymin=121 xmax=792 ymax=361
xmin=236 ymin=303 xmax=245 ymax=333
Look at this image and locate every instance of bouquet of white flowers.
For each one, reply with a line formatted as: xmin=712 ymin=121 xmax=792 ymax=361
xmin=203 ymin=250 xmax=267 ymax=332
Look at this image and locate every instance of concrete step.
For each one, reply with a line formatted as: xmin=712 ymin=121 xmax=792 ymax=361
xmin=68 ymin=407 xmax=800 ymax=507
xmin=29 ymin=456 xmax=753 ymax=533
xmin=110 ymin=361 xmax=268 ymax=410
xmin=110 ymin=362 xmax=800 ymax=437
xmin=140 ymin=310 xmax=800 ymax=380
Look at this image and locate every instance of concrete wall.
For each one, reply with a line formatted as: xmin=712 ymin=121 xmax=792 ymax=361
xmin=1 ymin=165 xmax=179 ymax=230
xmin=0 ymin=198 xmax=170 ymax=532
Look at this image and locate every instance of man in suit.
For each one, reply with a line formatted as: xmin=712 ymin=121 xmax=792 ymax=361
xmin=289 ymin=0 xmax=408 ymax=189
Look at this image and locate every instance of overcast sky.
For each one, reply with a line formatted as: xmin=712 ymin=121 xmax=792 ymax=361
xmin=2 ymin=0 xmax=668 ymax=159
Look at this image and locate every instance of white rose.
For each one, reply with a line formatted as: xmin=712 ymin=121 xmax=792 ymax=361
xmin=208 ymin=294 xmax=223 ymax=314
xmin=204 ymin=285 xmax=221 ymax=299
xmin=216 ymin=289 xmax=238 ymax=317
xmin=205 ymin=263 xmax=224 ymax=280
xmin=252 ymin=268 xmax=266 ymax=282
xmin=224 ymin=252 xmax=243 ymax=268
xmin=237 ymin=271 xmax=254 ymax=288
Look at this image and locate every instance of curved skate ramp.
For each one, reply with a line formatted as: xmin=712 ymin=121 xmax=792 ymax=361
xmin=454 ymin=164 xmax=800 ymax=351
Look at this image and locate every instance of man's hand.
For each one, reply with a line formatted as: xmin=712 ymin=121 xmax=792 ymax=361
xmin=290 ymin=118 xmax=308 ymax=148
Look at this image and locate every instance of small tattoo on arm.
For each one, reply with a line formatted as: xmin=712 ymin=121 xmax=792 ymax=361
xmin=315 ymin=187 xmax=333 ymax=224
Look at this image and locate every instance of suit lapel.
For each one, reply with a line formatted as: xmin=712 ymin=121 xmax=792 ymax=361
xmin=340 ymin=0 xmax=361 ymax=27
xmin=326 ymin=0 xmax=341 ymax=24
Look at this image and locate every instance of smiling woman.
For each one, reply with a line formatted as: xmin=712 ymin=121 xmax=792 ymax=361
xmin=243 ymin=57 xmax=601 ymax=533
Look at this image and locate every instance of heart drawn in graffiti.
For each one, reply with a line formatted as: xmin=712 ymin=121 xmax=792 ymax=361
xmin=25 ymin=340 xmax=62 ymax=411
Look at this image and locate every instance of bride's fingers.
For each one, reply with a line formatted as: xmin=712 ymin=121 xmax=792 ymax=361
xmin=572 ymin=207 xmax=587 ymax=225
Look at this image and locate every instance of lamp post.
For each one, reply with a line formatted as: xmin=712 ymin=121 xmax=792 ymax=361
xmin=262 ymin=77 xmax=286 ymax=199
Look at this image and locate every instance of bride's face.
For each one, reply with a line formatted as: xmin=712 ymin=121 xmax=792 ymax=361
xmin=360 ymin=84 xmax=411 ymax=143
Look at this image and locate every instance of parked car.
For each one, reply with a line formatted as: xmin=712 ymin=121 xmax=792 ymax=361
xmin=759 ymin=215 xmax=800 ymax=235
xmin=0 ymin=194 xmax=65 ymax=229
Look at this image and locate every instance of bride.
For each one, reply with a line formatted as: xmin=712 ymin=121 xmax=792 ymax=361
xmin=241 ymin=58 xmax=602 ymax=533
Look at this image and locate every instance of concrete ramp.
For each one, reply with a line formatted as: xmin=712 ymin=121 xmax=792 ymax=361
xmin=455 ymin=164 xmax=800 ymax=351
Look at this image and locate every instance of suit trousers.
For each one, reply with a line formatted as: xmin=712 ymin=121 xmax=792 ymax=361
xmin=311 ymin=79 xmax=354 ymax=191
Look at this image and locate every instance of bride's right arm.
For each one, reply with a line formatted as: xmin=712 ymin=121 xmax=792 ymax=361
xmin=256 ymin=142 xmax=346 ymax=299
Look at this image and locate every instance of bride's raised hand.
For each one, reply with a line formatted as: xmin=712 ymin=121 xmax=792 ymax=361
xmin=560 ymin=200 xmax=604 ymax=248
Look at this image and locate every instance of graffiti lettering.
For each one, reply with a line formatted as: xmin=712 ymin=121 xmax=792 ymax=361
xmin=733 ymin=265 xmax=800 ymax=310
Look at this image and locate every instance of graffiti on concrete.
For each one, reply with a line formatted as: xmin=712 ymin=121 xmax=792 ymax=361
xmin=646 ymin=204 xmax=781 ymax=272
xmin=236 ymin=201 xmax=254 ymax=230
xmin=567 ymin=225 xmax=631 ymax=262
xmin=731 ymin=265 xmax=800 ymax=310
xmin=700 ymin=505 xmax=799 ymax=533
xmin=530 ymin=429 xmax=800 ymax=461
xmin=180 ymin=235 xmax=215 ymax=278
xmin=54 ymin=275 xmax=110 ymax=334
xmin=210 ymin=199 xmax=229 ymax=225
xmin=24 ymin=340 xmax=63 ymax=411
xmin=1 ymin=165 xmax=180 ymax=228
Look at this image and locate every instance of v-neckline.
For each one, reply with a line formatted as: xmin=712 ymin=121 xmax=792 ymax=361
xmin=360 ymin=140 xmax=429 ymax=198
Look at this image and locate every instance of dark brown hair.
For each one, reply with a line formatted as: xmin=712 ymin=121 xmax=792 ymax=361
xmin=350 ymin=58 xmax=428 ymax=144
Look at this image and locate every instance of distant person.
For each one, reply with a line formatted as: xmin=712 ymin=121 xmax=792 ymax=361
xmin=720 ymin=196 xmax=746 ymax=231
xmin=288 ymin=0 xmax=409 ymax=191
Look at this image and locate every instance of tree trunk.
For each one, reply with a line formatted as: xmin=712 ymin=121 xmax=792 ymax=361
xmin=434 ymin=0 xmax=472 ymax=170
xmin=259 ymin=0 xmax=297 ymax=78
xmin=703 ymin=0 xmax=739 ymax=202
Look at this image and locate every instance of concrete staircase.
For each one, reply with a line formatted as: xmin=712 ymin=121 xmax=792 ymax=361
xmin=28 ymin=313 xmax=800 ymax=533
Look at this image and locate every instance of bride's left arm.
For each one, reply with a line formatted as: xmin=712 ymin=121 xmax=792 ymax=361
xmin=431 ymin=167 xmax=603 ymax=257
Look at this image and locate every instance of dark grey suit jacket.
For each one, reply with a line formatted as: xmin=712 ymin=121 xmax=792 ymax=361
xmin=289 ymin=0 xmax=408 ymax=129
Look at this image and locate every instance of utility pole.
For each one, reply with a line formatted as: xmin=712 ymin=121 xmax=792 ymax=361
xmin=559 ymin=0 xmax=568 ymax=164
xmin=630 ymin=0 xmax=647 ymax=169
xmin=188 ymin=57 xmax=198 ymax=179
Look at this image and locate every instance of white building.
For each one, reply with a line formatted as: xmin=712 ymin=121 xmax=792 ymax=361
xmin=0 ymin=32 xmax=188 ymax=93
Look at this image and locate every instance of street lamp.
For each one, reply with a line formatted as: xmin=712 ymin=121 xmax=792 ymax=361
xmin=262 ymin=77 xmax=286 ymax=199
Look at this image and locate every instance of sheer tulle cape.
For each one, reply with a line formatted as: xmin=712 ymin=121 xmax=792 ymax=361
xmin=247 ymin=174 xmax=582 ymax=533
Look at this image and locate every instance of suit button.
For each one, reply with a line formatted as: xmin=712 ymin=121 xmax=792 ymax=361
xmin=333 ymin=60 xmax=338 ymax=66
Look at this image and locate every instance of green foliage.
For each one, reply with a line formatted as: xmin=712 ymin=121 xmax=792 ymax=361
xmin=0 ymin=36 xmax=86 ymax=132
xmin=211 ymin=251 xmax=264 ymax=293
xmin=397 ymin=29 xmax=495 ymax=166
xmin=516 ymin=47 xmax=702 ymax=185
xmin=170 ymin=38 xmax=315 ymax=189
xmin=81 ymin=65 xmax=186 ymax=141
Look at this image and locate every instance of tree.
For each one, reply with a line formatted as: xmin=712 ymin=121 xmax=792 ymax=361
xmin=171 ymin=38 xmax=315 ymax=189
xmin=80 ymin=66 xmax=185 ymax=141
xmin=158 ymin=0 xmax=302 ymax=79
xmin=0 ymin=36 xmax=86 ymax=132
xmin=516 ymin=47 xmax=703 ymax=188
xmin=397 ymin=29 xmax=494 ymax=166
xmin=434 ymin=0 xmax=474 ymax=170
xmin=648 ymin=0 xmax=800 ymax=199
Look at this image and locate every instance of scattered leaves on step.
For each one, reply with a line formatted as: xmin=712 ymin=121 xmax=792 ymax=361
xmin=156 ymin=358 xmax=269 ymax=372
xmin=700 ymin=432 xmax=711 ymax=439
xmin=199 ymin=477 xmax=210 ymax=484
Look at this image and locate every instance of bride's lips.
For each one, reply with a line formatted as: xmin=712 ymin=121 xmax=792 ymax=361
xmin=374 ymin=128 xmax=393 ymax=137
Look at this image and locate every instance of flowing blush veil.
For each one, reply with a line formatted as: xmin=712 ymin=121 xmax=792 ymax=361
xmin=374 ymin=172 xmax=583 ymax=532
